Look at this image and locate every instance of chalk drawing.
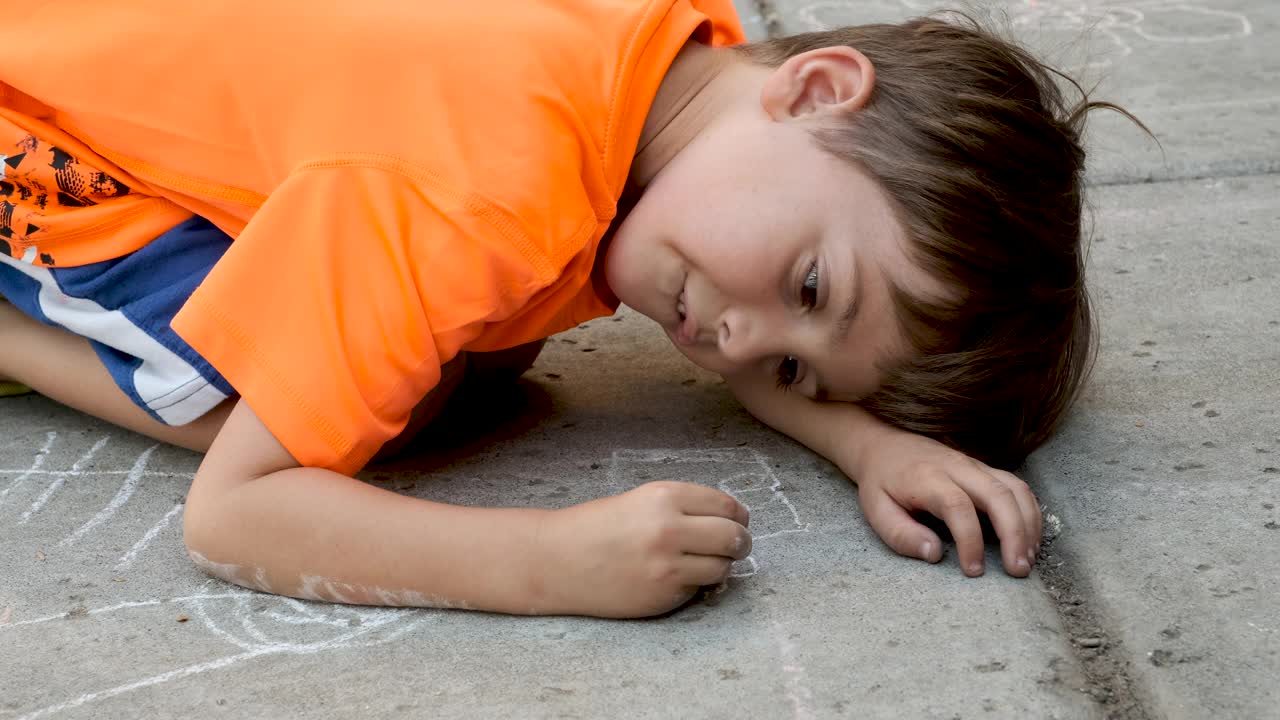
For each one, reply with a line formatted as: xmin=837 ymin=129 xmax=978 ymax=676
xmin=6 ymin=581 xmax=424 ymax=720
xmin=114 ymin=502 xmax=184 ymax=570
xmin=2 ymin=432 xmax=423 ymax=720
xmin=609 ymin=447 xmax=817 ymax=719
xmin=767 ymin=607 xmax=817 ymax=720
xmin=0 ymin=430 xmax=55 ymax=510
xmin=59 ymin=445 xmax=156 ymax=546
xmin=608 ymin=448 xmax=811 ymax=578
xmin=1134 ymin=94 xmax=1280 ymax=114
xmin=19 ymin=436 xmax=110 ymax=523
xmin=795 ymin=0 xmax=1252 ymax=68
xmin=4 ymin=436 xmax=810 ymax=718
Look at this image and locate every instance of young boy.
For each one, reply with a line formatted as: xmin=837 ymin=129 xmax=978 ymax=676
xmin=0 ymin=0 xmax=1101 ymax=617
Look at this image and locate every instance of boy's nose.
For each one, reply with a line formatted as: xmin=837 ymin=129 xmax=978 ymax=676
xmin=716 ymin=307 xmax=779 ymax=364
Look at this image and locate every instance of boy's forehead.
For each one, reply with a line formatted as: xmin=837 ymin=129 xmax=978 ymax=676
xmin=814 ymin=231 xmax=940 ymax=403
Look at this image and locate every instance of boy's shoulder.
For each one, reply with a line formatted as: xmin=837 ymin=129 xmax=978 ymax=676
xmin=325 ymin=0 xmax=745 ymax=231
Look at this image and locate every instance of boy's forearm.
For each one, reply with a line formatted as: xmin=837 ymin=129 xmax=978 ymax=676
xmin=184 ymin=466 xmax=553 ymax=614
xmin=725 ymin=375 xmax=894 ymax=480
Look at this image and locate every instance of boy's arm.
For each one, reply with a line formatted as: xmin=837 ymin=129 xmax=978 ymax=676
xmin=183 ymin=400 xmax=751 ymax=617
xmin=724 ymin=373 xmax=1042 ymax=578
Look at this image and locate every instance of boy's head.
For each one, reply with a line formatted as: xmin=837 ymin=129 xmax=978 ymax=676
xmin=606 ymin=13 xmax=1130 ymax=469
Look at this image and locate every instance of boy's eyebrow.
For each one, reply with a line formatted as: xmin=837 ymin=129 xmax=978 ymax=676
xmin=830 ymin=262 xmax=862 ymax=351
xmin=814 ymin=263 xmax=862 ymax=401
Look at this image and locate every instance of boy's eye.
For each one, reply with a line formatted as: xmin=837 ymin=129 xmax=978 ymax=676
xmin=800 ymin=262 xmax=819 ymax=309
xmin=775 ymin=355 xmax=801 ymax=391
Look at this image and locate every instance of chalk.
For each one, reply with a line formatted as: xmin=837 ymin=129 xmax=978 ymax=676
xmin=60 ymin=445 xmax=157 ymax=546
xmin=115 ymin=503 xmax=184 ymax=570
xmin=607 ymin=447 xmax=811 ymax=579
xmin=795 ymin=0 xmax=1253 ymax=72
xmin=19 ymin=436 xmax=110 ymax=524
xmin=0 ymin=431 xmax=56 ymax=509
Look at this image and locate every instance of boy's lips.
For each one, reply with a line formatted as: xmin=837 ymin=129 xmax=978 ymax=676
xmin=675 ymin=289 xmax=697 ymax=346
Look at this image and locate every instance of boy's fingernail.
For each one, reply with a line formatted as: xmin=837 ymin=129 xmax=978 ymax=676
xmin=1015 ymin=556 xmax=1030 ymax=573
xmin=967 ymin=562 xmax=984 ymax=576
xmin=920 ymin=541 xmax=935 ymax=561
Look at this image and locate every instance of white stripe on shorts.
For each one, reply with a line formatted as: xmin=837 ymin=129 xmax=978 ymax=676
xmin=0 ymin=253 xmax=228 ymax=425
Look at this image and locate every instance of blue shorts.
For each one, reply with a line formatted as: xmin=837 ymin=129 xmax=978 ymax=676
xmin=0 ymin=217 xmax=236 ymax=425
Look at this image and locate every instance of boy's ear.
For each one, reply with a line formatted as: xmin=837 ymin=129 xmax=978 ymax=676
xmin=760 ymin=46 xmax=875 ymax=121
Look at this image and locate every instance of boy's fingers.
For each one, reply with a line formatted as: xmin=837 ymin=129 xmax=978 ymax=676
xmin=657 ymin=482 xmax=749 ymax=527
xmin=992 ymin=470 xmax=1043 ymax=558
xmin=858 ymin=487 xmax=943 ymax=562
xmin=950 ymin=467 xmax=1031 ymax=577
xmin=890 ymin=473 xmax=985 ymax=576
xmin=677 ymin=554 xmax=735 ymax=587
xmin=679 ymin=515 xmax=753 ymax=560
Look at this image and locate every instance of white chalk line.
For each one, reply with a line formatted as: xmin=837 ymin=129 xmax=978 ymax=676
xmin=0 ymin=469 xmax=191 ymax=477
xmin=18 ymin=436 xmax=110 ymax=524
xmin=608 ymin=448 xmax=811 ymax=579
xmin=59 ymin=445 xmax=157 ymax=546
xmin=10 ymin=584 xmax=425 ymax=720
xmin=209 ymin=593 xmax=414 ymax=653
xmin=797 ymin=0 xmax=1252 ymax=70
xmin=17 ymin=606 xmax=420 ymax=720
xmin=114 ymin=502 xmax=185 ymax=570
xmin=0 ymin=431 xmax=56 ymax=509
xmin=278 ymin=595 xmax=328 ymax=622
xmin=227 ymin=595 xmax=276 ymax=648
xmin=0 ymin=592 xmax=252 ymax=630
xmin=766 ymin=599 xmax=817 ymax=720
xmin=1134 ymin=95 xmax=1280 ymax=115
xmin=16 ymin=649 xmax=275 ymax=720
xmin=264 ymin=609 xmax=355 ymax=627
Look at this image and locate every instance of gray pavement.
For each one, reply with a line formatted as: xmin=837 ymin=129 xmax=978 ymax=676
xmin=1028 ymin=173 xmax=1280 ymax=718
xmin=765 ymin=0 xmax=1280 ymax=185
xmin=2 ymin=1 xmax=1277 ymax=718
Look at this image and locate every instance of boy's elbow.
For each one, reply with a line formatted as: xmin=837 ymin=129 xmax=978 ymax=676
xmin=180 ymin=398 xmax=300 ymax=584
xmin=182 ymin=492 xmax=270 ymax=592
xmin=181 ymin=458 xmax=263 ymax=587
xmin=181 ymin=486 xmax=235 ymax=583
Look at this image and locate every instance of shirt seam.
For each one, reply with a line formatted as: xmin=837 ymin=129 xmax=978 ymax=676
xmin=188 ymin=291 xmax=354 ymax=460
xmin=55 ymin=116 xmax=269 ymax=208
xmin=1 ymin=202 xmax=166 ymax=259
xmin=601 ymin=0 xmax=666 ymax=196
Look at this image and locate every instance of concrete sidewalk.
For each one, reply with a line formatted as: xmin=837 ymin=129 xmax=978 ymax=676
xmin=2 ymin=1 xmax=1277 ymax=718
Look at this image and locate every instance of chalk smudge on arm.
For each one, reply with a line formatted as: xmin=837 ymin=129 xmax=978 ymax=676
xmin=187 ymin=551 xmax=471 ymax=609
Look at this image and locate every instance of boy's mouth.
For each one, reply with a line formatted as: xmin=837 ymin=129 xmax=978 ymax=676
xmin=674 ymin=289 xmax=697 ymax=346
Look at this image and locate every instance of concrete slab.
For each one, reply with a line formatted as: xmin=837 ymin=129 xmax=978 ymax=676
xmin=760 ymin=0 xmax=1280 ymax=184
xmin=1028 ymin=173 xmax=1280 ymax=718
xmin=733 ymin=0 xmax=771 ymax=40
xmin=1 ymin=312 xmax=1095 ymax=719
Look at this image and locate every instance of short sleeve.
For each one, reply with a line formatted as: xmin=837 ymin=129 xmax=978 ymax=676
xmin=171 ymin=165 xmax=553 ymax=474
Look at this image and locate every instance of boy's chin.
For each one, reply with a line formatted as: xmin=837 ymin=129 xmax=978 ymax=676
xmin=666 ymin=337 xmax=721 ymax=374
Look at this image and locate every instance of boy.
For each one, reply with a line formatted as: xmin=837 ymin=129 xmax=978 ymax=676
xmin=0 ymin=0 xmax=1101 ymax=617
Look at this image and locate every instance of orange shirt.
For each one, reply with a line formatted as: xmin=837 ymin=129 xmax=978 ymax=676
xmin=0 ymin=0 xmax=745 ymax=473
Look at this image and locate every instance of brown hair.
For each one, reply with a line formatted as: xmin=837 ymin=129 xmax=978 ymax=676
xmin=735 ymin=14 xmax=1149 ymax=469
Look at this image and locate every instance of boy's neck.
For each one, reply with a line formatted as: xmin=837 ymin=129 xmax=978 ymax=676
xmin=629 ymin=41 xmax=754 ymax=190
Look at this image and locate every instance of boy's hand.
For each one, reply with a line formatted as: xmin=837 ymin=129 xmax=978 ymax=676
xmin=851 ymin=426 xmax=1042 ymax=578
xmin=539 ymin=482 xmax=751 ymax=618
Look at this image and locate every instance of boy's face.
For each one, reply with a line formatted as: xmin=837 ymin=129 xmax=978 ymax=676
xmin=604 ymin=107 xmax=935 ymax=402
